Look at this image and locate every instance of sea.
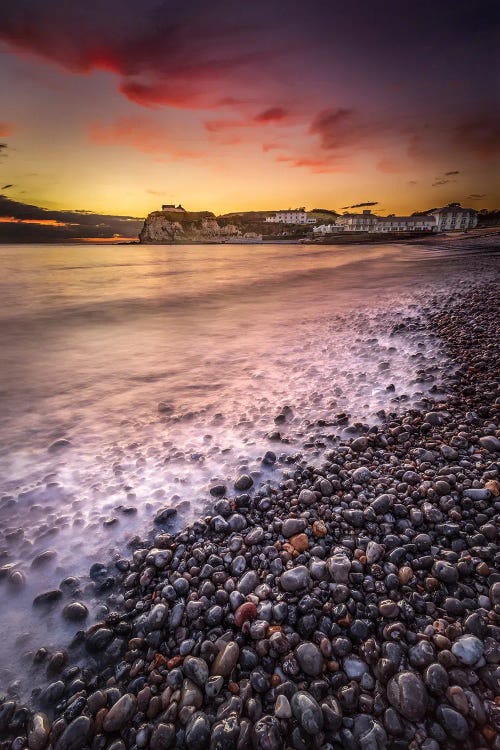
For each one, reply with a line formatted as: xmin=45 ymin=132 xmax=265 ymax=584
xmin=0 ymin=238 xmax=497 ymax=698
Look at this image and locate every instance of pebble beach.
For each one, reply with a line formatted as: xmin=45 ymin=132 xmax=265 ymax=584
xmin=0 ymin=240 xmax=499 ymax=750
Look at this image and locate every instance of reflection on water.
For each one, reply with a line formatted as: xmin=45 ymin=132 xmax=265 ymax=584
xmin=0 ymin=239 xmax=495 ymax=697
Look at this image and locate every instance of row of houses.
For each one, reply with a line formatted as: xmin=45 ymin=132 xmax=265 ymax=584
xmin=313 ymin=205 xmax=478 ymax=235
xmin=265 ymin=208 xmax=317 ymax=225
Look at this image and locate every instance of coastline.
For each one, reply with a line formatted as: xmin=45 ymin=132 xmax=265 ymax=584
xmin=0 ymin=257 xmax=499 ymax=749
xmin=131 ymin=226 xmax=500 ymax=247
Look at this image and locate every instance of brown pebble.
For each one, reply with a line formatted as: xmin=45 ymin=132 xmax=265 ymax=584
xmin=476 ymin=562 xmax=489 ymax=576
xmin=485 ymin=479 xmax=500 ymax=497
xmin=398 ymin=566 xmax=413 ymax=584
xmin=167 ymin=655 xmax=184 ymax=669
xmin=234 ymin=602 xmax=257 ymax=628
xmin=312 ymin=520 xmax=327 ymax=537
xmin=289 ymin=533 xmax=309 ymax=552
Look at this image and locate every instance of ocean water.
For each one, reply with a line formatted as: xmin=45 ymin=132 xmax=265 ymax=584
xmin=0 ymin=239 xmax=494 ymax=698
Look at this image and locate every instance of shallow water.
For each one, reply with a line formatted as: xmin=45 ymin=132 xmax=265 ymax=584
xmin=0 ymin=238 xmax=496 ymax=698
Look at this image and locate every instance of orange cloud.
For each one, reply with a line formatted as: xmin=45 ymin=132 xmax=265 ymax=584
xmin=275 ymin=155 xmax=336 ymax=174
xmin=0 ymin=123 xmax=15 ymax=137
xmin=88 ymin=117 xmax=203 ymax=158
xmin=0 ymin=217 xmax=76 ymax=226
xmin=376 ymin=158 xmax=402 ymax=174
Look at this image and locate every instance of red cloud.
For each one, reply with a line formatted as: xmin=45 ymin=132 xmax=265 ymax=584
xmin=205 ymin=107 xmax=291 ymax=133
xmin=88 ymin=117 xmax=202 ymax=158
xmin=254 ymin=107 xmax=288 ymax=123
xmin=276 ymin=155 xmax=336 ymax=174
xmin=310 ymin=108 xmax=358 ymax=150
xmin=0 ymin=123 xmax=15 ymax=137
xmin=453 ymin=115 xmax=500 ymax=159
xmin=0 ymin=2 xmax=270 ymax=111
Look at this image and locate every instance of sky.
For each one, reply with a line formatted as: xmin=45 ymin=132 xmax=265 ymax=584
xmin=0 ymin=0 xmax=499 ymax=240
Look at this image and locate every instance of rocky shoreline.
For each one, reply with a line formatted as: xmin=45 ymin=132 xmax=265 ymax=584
xmin=1 ymin=277 xmax=499 ymax=750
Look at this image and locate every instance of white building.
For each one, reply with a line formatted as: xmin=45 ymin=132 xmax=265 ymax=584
xmin=336 ymin=209 xmax=436 ymax=233
xmin=375 ymin=215 xmax=437 ymax=232
xmin=313 ymin=223 xmax=342 ymax=235
xmin=335 ymin=210 xmax=378 ymax=232
xmin=266 ymin=208 xmax=316 ymax=224
xmin=430 ymin=204 xmax=478 ymax=231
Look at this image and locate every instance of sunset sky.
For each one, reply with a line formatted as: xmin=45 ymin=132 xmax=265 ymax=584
xmin=0 ymin=0 xmax=498 ymax=239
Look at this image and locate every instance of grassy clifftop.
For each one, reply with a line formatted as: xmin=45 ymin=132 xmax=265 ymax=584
xmin=149 ymin=210 xmax=216 ymax=223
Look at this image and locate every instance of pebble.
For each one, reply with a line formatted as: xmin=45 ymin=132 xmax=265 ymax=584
xmin=295 ymin=643 xmax=323 ymax=676
xmin=55 ymin=716 xmax=90 ymax=750
xmin=291 ymin=691 xmax=323 ymax=734
xmin=451 ymin=635 xmax=484 ymax=666
xmin=102 ymin=694 xmax=137 ymax=732
xmin=387 ymin=671 xmax=428 ymax=721
xmin=234 ymin=474 xmax=253 ymax=491
xmin=62 ymin=602 xmax=88 ymax=622
xmin=2 ymin=278 xmax=500 ymax=750
xmin=280 ymin=565 xmax=310 ymax=592
xmin=211 ymin=642 xmax=239 ymax=678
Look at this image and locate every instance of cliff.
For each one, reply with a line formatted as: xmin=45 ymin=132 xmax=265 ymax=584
xmin=139 ymin=209 xmax=242 ymax=243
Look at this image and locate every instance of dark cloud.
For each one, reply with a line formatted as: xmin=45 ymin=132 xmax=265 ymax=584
xmin=2 ymin=184 xmax=13 ymax=189
xmin=468 ymin=193 xmax=486 ymax=200
xmin=432 ymin=170 xmax=461 ymax=187
xmin=0 ymin=195 xmax=143 ymax=243
xmin=341 ymin=201 xmax=379 ymax=209
xmin=2 ymin=0 xmax=493 ymax=116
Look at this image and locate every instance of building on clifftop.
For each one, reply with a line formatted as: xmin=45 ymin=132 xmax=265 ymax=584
xmin=161 ymin=204 xmax=186 ymax=212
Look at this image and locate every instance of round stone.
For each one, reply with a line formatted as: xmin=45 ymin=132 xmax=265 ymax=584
xmin=291 ymin=691 xmax=323 ymax=735
xmin=436 ymin=705 xmax=470 ymax=740
xmin=387 ymin=671 xmax=428 ymax=721
xmin=62 ymin=602 xmax=88 ymax=622
xmin=185 ymin=711 xmax=210 ymax=749
xmin=296 ymin=643 xmax=323 ymax=676
xmin=211 ymin=642 xmax=240 ymax=678
xmin=234 ymin=474 xmax=253 ymax=491
xmin=102 ymin=694 xmax=137 ymax=732
xmin=280 ymin=565 xmax=310 ymax=592
xmin=183 ymin=656 xmax=209 ymax=686
xmin=451 ymin=635 xmax=483 ymax=666
xmin=234 ymin=602 xmax=257 ymax=628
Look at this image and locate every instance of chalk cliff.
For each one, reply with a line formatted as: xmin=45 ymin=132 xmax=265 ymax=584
xmin=139 ymin=210 xmax=241 ymax=243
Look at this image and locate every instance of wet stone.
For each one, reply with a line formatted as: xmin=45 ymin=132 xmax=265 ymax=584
xmin=62 ymin=602 xmax=88 ymax=623
xmin=234 ymin=474 xmax=253 ymax=491
xmin=296 ymin=643 xmax=323 ymax=676
xmin=55 ymin=716 xmax=90 ymax=750
xmin=291 ymin=691 xmax=323 ymax=735
xmin=387 ymin=671 xmax=428 ymax=721
xmin=211 ymin=642 xmax=240 ymax=678
xmin=280 ymin=565 xmax=311 ymax=592
xmin=451 ymin=635 xmax=483 ymax=666
xmin=102 ymin=693 xmax=137 ymax=732
xmin=436 ymin=704 xmax=470 ymax=740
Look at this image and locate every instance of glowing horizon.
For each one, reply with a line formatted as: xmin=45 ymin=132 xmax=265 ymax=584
xmin=0 ymin=0 xmax=498 ymax=238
